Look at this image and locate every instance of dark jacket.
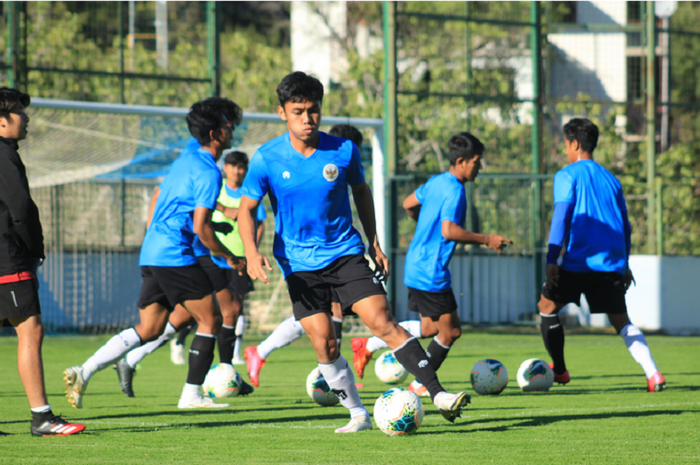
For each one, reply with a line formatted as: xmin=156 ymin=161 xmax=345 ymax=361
xmin=0 ymin=136 xmax=44 ymax=276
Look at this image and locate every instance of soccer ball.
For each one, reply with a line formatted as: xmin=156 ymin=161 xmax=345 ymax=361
xmin=203 ymin=363 xmax=243 ymax=398
xmin=470 ymin=358 xmax=509 ymax=395
xmin=517 ymin=358 xmax=554 ymax=392
xmin=306 ymin=367 xmax=340 ymax=407
xmin=373 ymin=387 xmax=424 ymax=436
xmin=374 ymin=350 xmax=409 ymax=385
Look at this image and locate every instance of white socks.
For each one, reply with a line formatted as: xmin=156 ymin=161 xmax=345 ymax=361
xmin=619 ymin=323 xmax=659 ymax=379
xmin=318 ymin=355 xmax=367 ymax=419
xmin=366 ymin=320 xmax=422 ymax=353
xmin=258 ymin=316 xmax=306 ymax=359
xmin=180 ymin=383 xmax=203 ymax=401
xmin=233 ymin=315 xmax=245 ymax=359
xmin=124 ymin=323 xmax=177 ymax=368
xmin=82 ymin=328 xmax=142 ymax=382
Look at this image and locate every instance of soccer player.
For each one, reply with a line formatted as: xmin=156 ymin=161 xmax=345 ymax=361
xmin=170 ymin=151 xmax=267 ymax=366
xmin=63 ymin=97 xmax=246 ymax=409
xmin=352 ymin=132 xmax=512 ymax=396
xmin=243 ymin=124 xmax=363 ymax=387
xmin=538 ymin=118 xmax=666 ymax=392
xmin=238 ymin=71 xmax=471 ymax=433
xmin=0 ymin=87 xmax=85 ymax=436
xmin=114 ymin=163 xmax=255 ymax=398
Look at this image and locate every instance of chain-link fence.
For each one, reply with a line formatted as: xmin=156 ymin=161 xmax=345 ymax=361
xmin=12 ymin=100 xmax=382 ymax=335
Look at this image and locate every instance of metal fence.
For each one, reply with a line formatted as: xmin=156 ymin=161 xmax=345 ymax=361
xmin=384 ymin=1 xmax=700 ymax=317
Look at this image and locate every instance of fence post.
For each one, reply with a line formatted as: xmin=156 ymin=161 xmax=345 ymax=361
xmin=383 ymin=1 xmax=398 ymax=312
xmin=656 ymin=178 xmax=663 ymax=256
xmin=7 ymin=1 xmax=20 ymax=89
xmin=646 ymin=1 xmax=657 ymax=254
xmin=207 ymin=1 xmax=220 ymax=97
xmin=530 ymin=1 xmax=544 ymax=303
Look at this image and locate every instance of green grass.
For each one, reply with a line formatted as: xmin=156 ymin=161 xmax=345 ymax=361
xmin=1 ymin=332 xmax=699 ymax=464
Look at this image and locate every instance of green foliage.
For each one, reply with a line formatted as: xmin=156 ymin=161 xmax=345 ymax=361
xmin=10 ymin=2 xmax=289 ymax=108
xmin=1 ymin=333 xmax=698 ymax=463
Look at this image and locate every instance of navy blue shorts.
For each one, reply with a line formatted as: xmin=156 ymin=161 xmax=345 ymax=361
xmin=286 ymin=254 xmax=386 ymax=320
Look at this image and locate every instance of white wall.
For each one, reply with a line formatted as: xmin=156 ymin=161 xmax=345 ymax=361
xmin=548 ymin=1 xmax=628 ymax=102
xmin=291 ymin=2 xmax=347 ymax=88
xmin=626 ymin=255 xmax=700 ymax=335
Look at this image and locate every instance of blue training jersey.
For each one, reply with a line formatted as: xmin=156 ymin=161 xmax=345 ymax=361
xmin=139 ymin=143 xmax=221 ymax=267
xmin=209 ymin=185 xmax=267 ymax=269
xmin=241 ymin=131 xmax=365 ymax=277
xmin=404 ymin=171 xmax=467 ymax=292
xmin=554 ymin=160 xmax=628 ymax=274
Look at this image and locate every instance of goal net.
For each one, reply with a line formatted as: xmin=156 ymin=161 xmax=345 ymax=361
xmin=23 ymin=98 xmax=384 ymax=335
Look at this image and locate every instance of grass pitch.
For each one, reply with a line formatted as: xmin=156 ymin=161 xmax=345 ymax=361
xmin=1 ymin=331 xmax=698 ymax=464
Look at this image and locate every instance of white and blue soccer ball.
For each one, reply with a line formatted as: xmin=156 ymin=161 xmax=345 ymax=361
xmin=517 ymin=358 xmax=554 ymax=392
xmin=203 ymin=363 xmax=243 ymax=398
xmin=470 ymin=358 xmax=509 ymax=395
xmin=374 ymin=350 xmax=409 ymax=385
xmin=306 ymin=367 xmax=340 ymax=407
xmin=373 ymin=387 xmax=424 ymax=436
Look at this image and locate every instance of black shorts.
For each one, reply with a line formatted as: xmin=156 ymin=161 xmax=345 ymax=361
xmin=542 ymin=269 xmax=627 ymax=314
xmin=408 ymin=287 xmax=458 ymax=320
xmin=137 ymin=264 xmax=214 ymax=311
xmin=286 ymin=254 xmax=386 ymax=320
xmin=198 ymin=256 xmax=230 ymax=293
xmin=0 ymin=279 xmax=41 ymax=323
xmin=225 ymin=268 xmax=254 ymax=296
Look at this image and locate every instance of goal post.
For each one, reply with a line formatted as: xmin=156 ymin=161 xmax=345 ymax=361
xmin=24 ymin=98 xmax=385 ymax=335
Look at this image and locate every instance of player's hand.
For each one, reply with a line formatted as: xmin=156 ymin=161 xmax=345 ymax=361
xmin=226 ymin=255 xmax=247 ymax=276
xmin=222 ymin=207 xmax=239 ymax=222
xmin=368 ymin=243 xmax=390 ymax=280
xmin=246 ymin=251 xmax=273 ymax=285
xmin=546 ymin=263 xmax=560 ymax=289
xmin=485 ymin=234 xmax=513 ymax=254
xmin=623 ymin=268 xmax=635 ymax=291
xmin=212 ymin=221 xmax=233 ymax=235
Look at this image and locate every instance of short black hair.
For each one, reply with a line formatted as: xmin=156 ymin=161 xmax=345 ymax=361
xmin=0 ymin=87 xmax=30 ymax=119
xmin=563 ymin=118 xmax=598 ymax=153
xmin=329 ymin=124 xmax=363 ymax=147
xmin=276 ymin=71 xmax=324 ymax=107
xmin=186 ymin=97 xmax=241 ymax=145
xmin=224 ymin=151 xmax=248 ymax=167
xmin=448 ymin=132 xmax=484 ymax=165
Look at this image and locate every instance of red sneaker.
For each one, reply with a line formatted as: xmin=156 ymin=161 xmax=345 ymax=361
xmin=31 ymin=414 xmax=86 ymax=437
xmin=243 ymin=346 xmax=266 ymax=388
xmin=549 ymin=363 xmax=571 ymax=385
xmin=407 ymin=380 xmax=430 ymax=397
xmin=351 ymin=337 xmax=372 ymax=379
xmin=647 ymin=371 xmax=666 ymax=392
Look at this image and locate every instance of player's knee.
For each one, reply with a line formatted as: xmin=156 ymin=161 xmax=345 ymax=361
xmin=538 ymin=297 xmax=556 ymax=315
xmin=449 ymin=325 xmax=462 ymax=341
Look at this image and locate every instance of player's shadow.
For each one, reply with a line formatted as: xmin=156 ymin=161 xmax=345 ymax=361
xmin=419 ymin=409 xmax=686 ymax=435
xmin=110 ymin=412 xmax=352 ymax=433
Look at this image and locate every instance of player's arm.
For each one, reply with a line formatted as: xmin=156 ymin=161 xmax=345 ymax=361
xmin=146 ymin=187 xmax=160 ymax=229
xmin=216 ymin=202 xmax=239 ymax=221
xmin=441 ymin=221 xmax=512 ymax=253
xmin=0 ymin=152 xmax=44 ymax=260
xmin=618 ymin=189 xmax=634 ymax=288
xmin=239 ymin=196 xmax=272 ymax=285
xmin=256 ymin=221 xmax=265 ymax=246
xmin=193 ymin=206 xmax=246 ymax=272
xmin=351 ymin=181 xmax=390 ymax=278
xmin=403 ymin=192 xmax=422 ymax=222
xmin=545 ymin=201 xmax=574 ymax=287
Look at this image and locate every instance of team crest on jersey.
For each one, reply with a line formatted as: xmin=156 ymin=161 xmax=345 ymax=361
xmin=283 ymin=171 xmax=291 ymax=179
xmin=323 ymin=164 xmax=339 ymax=182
